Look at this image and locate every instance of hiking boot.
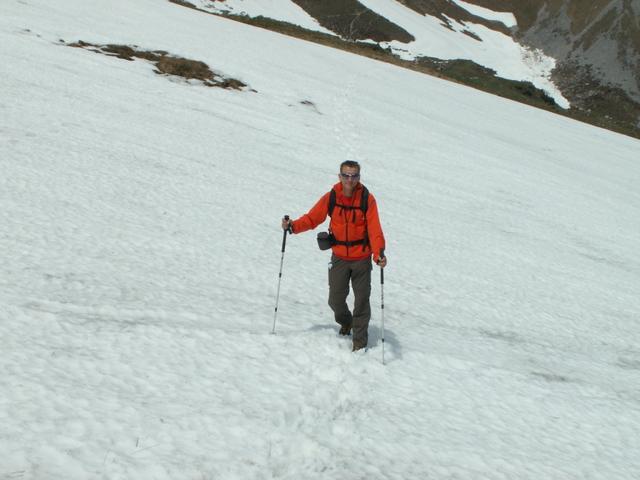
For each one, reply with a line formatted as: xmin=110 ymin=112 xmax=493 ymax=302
xmin=338 ymin=322 xmax=352 ymax=336
xmin=352 ymin=343 xmax=366 ymax=352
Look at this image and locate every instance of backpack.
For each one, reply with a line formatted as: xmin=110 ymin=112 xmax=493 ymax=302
xmin=327 ymin=185 xmax=370 ymax=248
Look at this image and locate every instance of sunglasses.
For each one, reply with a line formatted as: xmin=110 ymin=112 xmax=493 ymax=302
xmin=340 ymin=172 xmax=360 ymax=179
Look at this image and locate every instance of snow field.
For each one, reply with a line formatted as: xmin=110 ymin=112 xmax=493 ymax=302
xmin=1 ymin=0 xmax=640 ymax=479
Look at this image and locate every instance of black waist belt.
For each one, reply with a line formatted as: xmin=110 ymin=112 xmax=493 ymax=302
xmin=333 ymin=238 xmax=367 ymax=247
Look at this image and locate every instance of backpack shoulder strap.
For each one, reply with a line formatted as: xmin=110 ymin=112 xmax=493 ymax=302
xmin=360 ymin=185 xmax=369 ymax=215
xmin=328 ymin=188 xmax=337 ymax=217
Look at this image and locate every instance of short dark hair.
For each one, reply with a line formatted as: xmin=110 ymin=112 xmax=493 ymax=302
xmin=340 ymin=160 xmax=360 ymax=173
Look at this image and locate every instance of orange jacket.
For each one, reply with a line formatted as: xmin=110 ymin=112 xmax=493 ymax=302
xmin=291 ymin=182 xmax=385 ymax=262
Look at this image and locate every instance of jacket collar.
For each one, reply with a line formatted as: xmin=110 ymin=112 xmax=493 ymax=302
xmin=333 ymin=182 xmax=361 ymax=197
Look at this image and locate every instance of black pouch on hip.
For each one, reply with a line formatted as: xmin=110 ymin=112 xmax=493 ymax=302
xmin=316 ymin=232 xmax=335 ymax=251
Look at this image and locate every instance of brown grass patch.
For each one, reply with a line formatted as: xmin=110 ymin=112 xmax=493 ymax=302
xmin=67 ymin=40 xmax=249 ymax=90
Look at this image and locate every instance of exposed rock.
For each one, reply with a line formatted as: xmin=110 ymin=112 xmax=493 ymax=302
xmin=291 ymin=0 xmax=415 ymax=42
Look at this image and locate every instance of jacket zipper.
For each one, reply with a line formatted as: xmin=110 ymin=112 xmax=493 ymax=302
xmin=344 ymin=194 xmax=358 ymax=256
xmin=344 ymin=205 xmax=349 ymax=257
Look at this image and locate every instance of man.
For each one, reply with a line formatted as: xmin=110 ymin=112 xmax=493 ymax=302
xmin=282 ymin=160 xmax=387 ymax=351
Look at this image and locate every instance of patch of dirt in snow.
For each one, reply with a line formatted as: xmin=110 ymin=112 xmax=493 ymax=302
xmin=64 ymin=40 xmax=251 ymax=90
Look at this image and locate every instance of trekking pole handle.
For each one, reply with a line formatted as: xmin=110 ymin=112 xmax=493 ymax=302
xmin=379 ymin=248 xmax=385 ymax=365
xmin=281 ymin=215 xmax=290 ymax=252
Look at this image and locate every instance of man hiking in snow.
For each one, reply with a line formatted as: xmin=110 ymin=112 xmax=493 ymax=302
xmin=282 ymin=160 xmax=386 ymax=351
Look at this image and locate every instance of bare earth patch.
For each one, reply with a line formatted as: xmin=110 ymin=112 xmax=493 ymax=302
xmin=66 ymin=40 xmax=250 ymax=90
xmin=531 ymin=371 xmax=571 ymax=383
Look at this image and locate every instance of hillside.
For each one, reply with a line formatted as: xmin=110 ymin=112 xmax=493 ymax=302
xmin=198 ymin=0 xmax=640 ymax=139
xmin=474 ymin=0 xmax=640 ymax=139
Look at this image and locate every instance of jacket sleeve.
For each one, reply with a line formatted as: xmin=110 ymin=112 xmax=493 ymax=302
xmin=291 ymin=192 xmax=330 ymax=234
xmin=366 ymin=194 xmax=386 ymax=262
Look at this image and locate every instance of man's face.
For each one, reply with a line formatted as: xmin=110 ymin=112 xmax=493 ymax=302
xmin=339 ymin=166 xmax=360 ymax=190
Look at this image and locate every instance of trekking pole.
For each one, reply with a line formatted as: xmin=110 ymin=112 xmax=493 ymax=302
xmin=272 ymin=215 xmax=291 ymax=334
xmin=379 ymin=248 xmax=386 ymax=365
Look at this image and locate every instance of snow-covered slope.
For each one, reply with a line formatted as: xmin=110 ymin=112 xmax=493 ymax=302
xmin=451 ymin=0 xmax=517 ymax=28
xmin=195 ymin=0 xmax=334 ymax=35
xmin=1 ymin=0 xmax=640 ymax=479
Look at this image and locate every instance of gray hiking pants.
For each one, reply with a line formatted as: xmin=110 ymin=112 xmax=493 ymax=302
xmin=328 ymin=254 xmax=372 ymax=348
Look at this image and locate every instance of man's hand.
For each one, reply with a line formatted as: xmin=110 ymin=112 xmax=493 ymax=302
xmin=281 ymin=217 xmax=292 ymax=232
xmin=377 ymin=256 xmax=387 ymax=268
